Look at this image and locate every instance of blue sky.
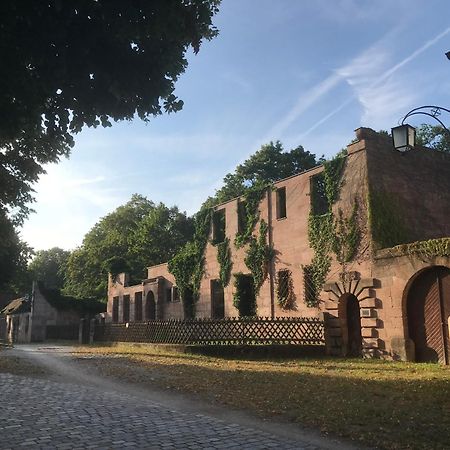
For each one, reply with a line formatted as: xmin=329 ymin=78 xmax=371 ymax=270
xmin=21 ymin=0 xmax=450 ymax=251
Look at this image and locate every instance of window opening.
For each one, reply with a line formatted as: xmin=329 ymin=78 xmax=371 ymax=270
xmin=213 ymin=208 xmax=226 ymax=243
xmin=211 ymin=279 xmax=225 ymax=319
xmin=310 ymin=173 xmax=329 ymax=215
xmin=112 ymin=296 xmax=119 ymax=323
xmin=123 ymin=295 xmax=130 ymax=322
xmin=237 ymin=200 xmax=246 ymax=233
xmin=135 ymin=292 xmax=143 ymax=321
xmin=276 ymin=187 xmax=287 ymax=219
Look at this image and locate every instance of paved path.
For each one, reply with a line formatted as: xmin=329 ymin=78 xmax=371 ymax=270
xmin=0 ymin=345 xmax=357 ymax=450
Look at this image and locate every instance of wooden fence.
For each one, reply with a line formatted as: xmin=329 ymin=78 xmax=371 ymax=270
xmin=93 ymin=317 xmax=325 ymax=346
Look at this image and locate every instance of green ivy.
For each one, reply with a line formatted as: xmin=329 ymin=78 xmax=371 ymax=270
xmin=323 ymin=156 xmax=346 ymax=205
xmin=216 ymin=237 xmax=232 ymax=287
xmin=332 ymin=201 xmax=360 ymax=264
xmin=305 ymin=154 xmax=350 ymax=307
xmin=304 ymin=213 xmax=333 ymax=307
xmin=388 ymin=237 xmax=450 ymax=258
xmin=168 ymin=206 xmax=213 ymax=314
xmin=368 ymin=189 xmax=410 ymax=249
xmin=244 ymin=219 xmax=274 ymax=296
xmin=234 ymin=183 xmax=267 ymax=248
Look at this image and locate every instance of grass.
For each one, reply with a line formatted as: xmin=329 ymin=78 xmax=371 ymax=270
xmin=0 ymin=353 xmax=48 ymax=377
xmin=72 ymin=343 xmax=450 ymax=449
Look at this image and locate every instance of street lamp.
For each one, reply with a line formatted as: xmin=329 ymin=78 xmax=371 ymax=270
xmin=391 ymin=105 xmax=450 ymax=153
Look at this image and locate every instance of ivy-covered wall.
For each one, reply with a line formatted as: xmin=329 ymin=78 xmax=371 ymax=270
xmin=364 ymin=129 xmax=450 ymax=248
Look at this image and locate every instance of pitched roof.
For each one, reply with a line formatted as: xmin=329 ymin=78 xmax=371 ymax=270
xmin=1 ymin=297 xmax=30 ymax=316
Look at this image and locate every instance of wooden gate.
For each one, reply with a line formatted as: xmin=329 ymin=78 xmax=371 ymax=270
xmin=407 ymin=267 xmax=450 ymax=364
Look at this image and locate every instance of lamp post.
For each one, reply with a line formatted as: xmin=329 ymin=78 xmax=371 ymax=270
xmin=391 ymin=105 xmax=450 ymax=153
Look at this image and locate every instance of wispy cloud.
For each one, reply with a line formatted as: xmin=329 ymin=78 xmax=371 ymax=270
xmin=264 ymin=73 xmax=342 ymax=140
xmin=299 ymin=25 xmax=450 ymax=137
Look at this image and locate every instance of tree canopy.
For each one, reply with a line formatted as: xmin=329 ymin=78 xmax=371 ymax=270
xmin=416 ymin=124 xmax=450 ymax=153
xmin=28 ymin=247 xmax=71 ymax=290
xmin=0 ymin=214 xmax=32 ymax=293
xmin=63 ymin=194 xmax=193 ymax=299
xmin=0 ymin=0 xmax=220 ymax=221
xmin=213 ymin=141 xmax=320 ymax=203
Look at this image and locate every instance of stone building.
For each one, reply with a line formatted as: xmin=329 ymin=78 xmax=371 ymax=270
xmin=107 ymin=128 xmax=450 ymax=364
xmin=1 ymin=282 xmax=105 ymax=343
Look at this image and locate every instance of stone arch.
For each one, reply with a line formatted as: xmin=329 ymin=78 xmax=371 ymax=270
xmin=338 ymin=293 xmax=362 ymax=357
xmin=404 ymin=266 xmax=450 ymax=364
xmin=323 ymin=272 xmax=379 ymax=357
xmin=145 ymin=290 xmax=156 ymax=321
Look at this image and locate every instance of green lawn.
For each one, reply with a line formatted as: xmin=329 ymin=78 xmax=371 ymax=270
xmin=73 ymin=343 xmax=450 ymax=449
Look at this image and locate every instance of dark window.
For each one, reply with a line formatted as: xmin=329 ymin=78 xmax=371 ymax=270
xmin=211 ymin=280 xmax=225 ymax=319
xmin=123 ymin=295 xmax=130 ymax=323
xmin=303 ymin=266 xmax=316 ymax=304
xmin=183 ymin=287 xmax=195 ymax=319
xmin=172 ymin=286 xmax=179 ymax=302
xmin=277 ymin=270 xmax=290 ymax=303
xmin=310 ymin=173 xmax=329 ymax=215
xmin=234 ymin=273 xmax=256 ymax=317
xmin=25 ymin=315 xmax=30 ymax=334
xmin=135 ymin=292 xmax=143 ymax=321
xmin=146 ymin=291 xmax=156 ymax=320
xmin=213 ymin=208 xmax=226 ymax=243
xmin=166 ymin=287 xmax=172 ymax=302
xmin=276 ymin=187 xmax=287 ymax=219
xmin=237 ymin=200 xmax=246 ymax=234
xmin=112 ymin=297 xmax=119 ymax=323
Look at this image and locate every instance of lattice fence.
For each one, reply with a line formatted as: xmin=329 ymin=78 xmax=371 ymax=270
xmin=94 ymin=317 xmax=324 ymax=346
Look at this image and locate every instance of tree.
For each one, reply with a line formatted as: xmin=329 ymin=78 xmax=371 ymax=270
xmin=0 ymin=213 xmax=32 ymax=294
xmin=28 ymin=247 xmax=71 ymax=290
xmin=415 ymin=124 xmax=450 ymax=153
xmin=63 ymin=194 xmax=193 ymax=299
xmin=0 ymin=1 xmax=220 ymax=221
xmin=214 ymin=141 xmax=319 ymax=203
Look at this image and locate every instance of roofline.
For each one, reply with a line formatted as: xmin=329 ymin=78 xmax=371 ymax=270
xmin=212 ymin=161 xmax=328 ymax=210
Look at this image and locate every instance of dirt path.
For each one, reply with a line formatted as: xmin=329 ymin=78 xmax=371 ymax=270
xmin=3 ymin=343 xmax=360 ymax=450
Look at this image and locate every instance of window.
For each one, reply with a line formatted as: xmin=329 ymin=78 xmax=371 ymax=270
xmin=123 ymin=295 xmax=130 ymax=323
xmin=310 ymin=173 xmax=329 ymax=215
xmin=25 ymin=315 xmax=30 ymax=334
xmin=303 ymin=266 xmax=317 ymax=305
xmin=234 ymin=273 xmax=256 ymax=317
xmin=112 ymin=297 xmax=119 ymax=323
xmin=166 ymin=287 xmax=172 ymax=302
xmin=135 ymin=292 xmax=143 ymax=321
xmin=172 ymin=286 xmax=179 ymax=302
xmin=146 ymin=291 xmax=156 ymax=320
xmin=211 ymin=280 xmax=225 ymax=319
xmin=237 ymin=200 xmax=246 ymax=234
xmin=212 ymin=208 xmax=226 ymax=243
xmin=277 ymin=270 xmax=290 ymax=303
xmin=276 ymin=187 xmax=287 ymax=219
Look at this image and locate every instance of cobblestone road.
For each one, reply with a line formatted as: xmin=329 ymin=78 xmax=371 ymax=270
xmin=0 ymin=372 xmax=327 ymax=450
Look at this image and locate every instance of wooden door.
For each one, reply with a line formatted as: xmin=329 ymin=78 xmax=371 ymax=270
xmin=408 ymin=267 xmax=450 ymax=364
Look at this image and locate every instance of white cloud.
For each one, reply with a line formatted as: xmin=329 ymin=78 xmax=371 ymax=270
xmin=298 ymin=25 xmax=450 ymax=137
xmin=265 ymin=73 xmax=342 ymax=141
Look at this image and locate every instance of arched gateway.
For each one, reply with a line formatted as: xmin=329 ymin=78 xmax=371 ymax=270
xmin=407 ymin=266 xmax=450 ymax=364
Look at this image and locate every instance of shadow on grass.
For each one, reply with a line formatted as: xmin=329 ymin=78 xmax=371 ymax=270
xmin=87 ymin=353 xmax=450 ymax=450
